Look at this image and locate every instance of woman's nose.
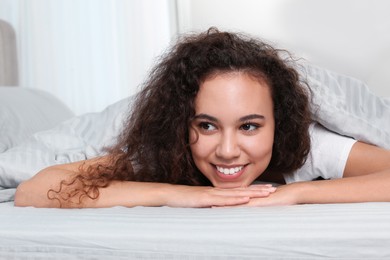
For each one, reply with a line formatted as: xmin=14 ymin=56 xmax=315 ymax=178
xmin=215 ymin=132 xmax=241 ymax=160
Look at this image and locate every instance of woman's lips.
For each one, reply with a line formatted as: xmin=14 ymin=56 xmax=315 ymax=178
xmin=213 ymin=164 xmax=247 ymax=180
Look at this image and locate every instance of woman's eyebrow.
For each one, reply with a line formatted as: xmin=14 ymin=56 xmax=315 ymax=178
xmin=239 ymin=114 xmax=265 ymax=122
xmin=193 ymin=114 xmax=218 ymax=122
xmin=194 ymin=114 xmax=265 ymax=122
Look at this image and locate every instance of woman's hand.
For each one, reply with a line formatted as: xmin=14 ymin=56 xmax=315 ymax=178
xmin=162 ymin=184 xmax=277 ymax=208
xmin=213 ymin=183 xmax=304 ymax=208
xmin=242 ymin=184 xmax=301 ymax=207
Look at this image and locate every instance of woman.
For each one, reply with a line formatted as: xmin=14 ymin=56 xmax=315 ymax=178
xmin=14 ymin=28 xmax=390 ymax=208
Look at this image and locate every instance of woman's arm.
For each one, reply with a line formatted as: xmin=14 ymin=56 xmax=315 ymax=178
xmin=14 ymin=156 xmax=276 ymax=208
xmin=301 ymin=141 xmax=390 ymax=203
xmin=240 ymin=141 xmax=390 ymax=206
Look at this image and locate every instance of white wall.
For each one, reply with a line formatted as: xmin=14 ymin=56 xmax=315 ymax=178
xmin=177 ymin=0 xmax=390 ymax=97
xmin=0 ymin=0 xmax=177 ymax=115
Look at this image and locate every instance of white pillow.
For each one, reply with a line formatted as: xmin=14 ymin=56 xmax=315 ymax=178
xmin=0 ymin=87 xmax=74 ymax=152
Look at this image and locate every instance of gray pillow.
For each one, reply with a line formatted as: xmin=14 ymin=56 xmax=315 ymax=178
xmin=0 ymin=96 xmax=130 ymax=190
xmin=0 ymin=87 xmax=74 ymax=152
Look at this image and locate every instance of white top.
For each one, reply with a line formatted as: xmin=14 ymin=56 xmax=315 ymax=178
xmin=283 ymin=123 xmax=357 ymax=183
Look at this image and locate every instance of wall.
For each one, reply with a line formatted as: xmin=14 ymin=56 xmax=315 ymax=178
xmin=177 ymin=0 xmax=390 ymax=97
xmin=0 ymin=0 xmax=177 ymax=115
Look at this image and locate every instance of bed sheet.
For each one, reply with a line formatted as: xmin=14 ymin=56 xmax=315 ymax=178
xmin=1 ymin=201 xmax=390 ymax=259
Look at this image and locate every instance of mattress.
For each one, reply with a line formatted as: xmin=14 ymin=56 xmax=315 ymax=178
xmin=1 ymin=201 xmax=390 ymax=259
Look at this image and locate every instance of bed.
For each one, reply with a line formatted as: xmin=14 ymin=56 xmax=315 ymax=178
xmin=2 ymin=19 xmax=390 ymax=259
xmin=1 ymin=201 xmax=390 ymax=259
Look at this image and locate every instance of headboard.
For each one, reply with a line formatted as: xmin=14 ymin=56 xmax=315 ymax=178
xmin=0 ymin=19 xmax=18 ymax=86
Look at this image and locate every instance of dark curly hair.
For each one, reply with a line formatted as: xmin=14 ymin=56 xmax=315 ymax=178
xmin=49 ymin=28 xmax=312 ymax=206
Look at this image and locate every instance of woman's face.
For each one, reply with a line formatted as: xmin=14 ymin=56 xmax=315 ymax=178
xmin=189 ymin=72 xmax=275 ymax=188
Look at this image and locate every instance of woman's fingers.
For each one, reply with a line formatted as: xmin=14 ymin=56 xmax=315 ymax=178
xmin=166 ymin=184 xmax=277 ymax=208
xmin=213 ymin=185 xmax=277 ymax=197
xmin=206 ymin=196 xmax=251 ymax=207
xmin=200 ymin=186 xmax=277 ymax=207
xmin=215 ymin=184 xmax=299 ymax=208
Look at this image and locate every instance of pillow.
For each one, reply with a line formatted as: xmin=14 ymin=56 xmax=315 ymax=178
xmin=0 ymin=87 xmax=74 ymax=152
xmin=300 ymin=63 xmax=390 ymax=150
xmin=0 ymin=96 xmax=131 ymax=190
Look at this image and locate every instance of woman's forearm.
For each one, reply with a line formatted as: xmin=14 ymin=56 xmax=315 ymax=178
xmin=296 ymin=169 xmax=390 ymax=204
xmin=14 ymin=163 xmax=174 ymax=208
xmin=241 ymin=169 xmax=390 ymax=207
xmin=14 ymin=165 xmax=276 ymax=208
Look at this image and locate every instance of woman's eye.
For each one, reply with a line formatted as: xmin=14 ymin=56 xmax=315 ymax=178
xmin=198 ymin=122 xmax=216 ymax=131
xmin=240 ymin=123 xmax=258 ymax=131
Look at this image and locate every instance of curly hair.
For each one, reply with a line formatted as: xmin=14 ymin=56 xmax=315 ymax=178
xmin=49 ymin=28 xmax=312 ymax=206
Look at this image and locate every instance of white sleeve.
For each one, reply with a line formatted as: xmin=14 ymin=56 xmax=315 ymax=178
xmin=283 ymin=123 xmax=356 ymax=184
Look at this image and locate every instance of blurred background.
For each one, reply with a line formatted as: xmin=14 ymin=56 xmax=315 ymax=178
xmin=0 ymin=0 xmax=389 ymax=115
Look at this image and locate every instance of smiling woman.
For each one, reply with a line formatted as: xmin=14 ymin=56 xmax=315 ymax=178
xmin=189 ymin=72 xmax=275 ymax=189
xmin=14 ymin=28 xmax=390 ymax=208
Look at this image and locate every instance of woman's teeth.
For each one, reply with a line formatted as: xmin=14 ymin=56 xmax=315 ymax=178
xmin=216 ymin=166 xmax=243 ymax=175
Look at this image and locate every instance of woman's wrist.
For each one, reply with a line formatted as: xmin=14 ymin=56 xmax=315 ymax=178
xmin=137 ymin=182 xmax=176 ymax=207
xmin=284 ymin=181 xmax=313 ymax=205
xmin=97 ymin=181 xmax=174 ymax=208
xmin=156 ymin=183 xmax=177 ymax=207
xmin=287 ymin=179 xmax=343 ymax=205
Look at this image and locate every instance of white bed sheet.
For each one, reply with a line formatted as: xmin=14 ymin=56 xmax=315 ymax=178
xmin=1 ymin=201 xmax=390 ymax=259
